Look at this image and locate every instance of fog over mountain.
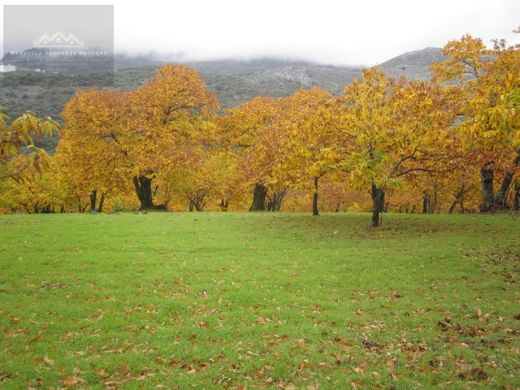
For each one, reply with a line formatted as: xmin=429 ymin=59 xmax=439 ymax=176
xmin=0 ymin=48 xmax=446 ymax=135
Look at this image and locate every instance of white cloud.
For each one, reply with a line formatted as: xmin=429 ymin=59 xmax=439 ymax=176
xmin=2 ymin=0 xmax=519 ymax=65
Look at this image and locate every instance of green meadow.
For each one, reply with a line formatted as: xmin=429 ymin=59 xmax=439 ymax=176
xmin=0 ymin=212 xmax=519 ymax=388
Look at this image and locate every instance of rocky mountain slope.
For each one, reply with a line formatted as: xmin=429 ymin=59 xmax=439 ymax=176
xmin=0 ymin=48 xmax=445 ymax=122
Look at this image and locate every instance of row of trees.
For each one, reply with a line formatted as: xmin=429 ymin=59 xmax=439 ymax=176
xmin=1 ymin=32 xmax=519 ymax=226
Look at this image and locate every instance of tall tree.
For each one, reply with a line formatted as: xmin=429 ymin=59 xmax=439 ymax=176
xmin=280 ymin=88 xmax=341 ymax=215
xmin=127 ymin=64 xmax=218 ymax=209
xmin=218 ymin=96 xmax=282 ymax=211
xmin=432 ymin=31 xmax=520 ymax=210
xmin=337 ymin=68 xmax=458 ymax=226
xmin=58 ymin=90 xmax=130 ymax=212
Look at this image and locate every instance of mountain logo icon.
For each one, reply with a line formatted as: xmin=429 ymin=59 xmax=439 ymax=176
xmin=34 ymin=32 xmax=84 ymax=48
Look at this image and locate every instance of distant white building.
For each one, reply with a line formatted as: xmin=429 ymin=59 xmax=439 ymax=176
xmin=0 ymin=64 xmax=17 ymax=72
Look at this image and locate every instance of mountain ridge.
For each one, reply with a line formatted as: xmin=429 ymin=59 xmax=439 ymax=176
xmin=0 ymin=47 xmax=446 ymax=121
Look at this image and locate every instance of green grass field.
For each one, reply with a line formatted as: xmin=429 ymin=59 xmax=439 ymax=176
xmin=0 ymin=212 xmax=519 ymax=389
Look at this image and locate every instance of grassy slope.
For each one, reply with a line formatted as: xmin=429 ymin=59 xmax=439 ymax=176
xmin=0 ymin=212 xmax=518 ymax=389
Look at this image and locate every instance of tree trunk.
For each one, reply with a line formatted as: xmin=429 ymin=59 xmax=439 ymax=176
xmin=97 ymin=192 xmax=106 ymax=213
xmin=449 ymin=185 xmax=466 ymax=214
xmin=371 ymin=183 xmax=384 ymax=227
xmin=187 ymin=189 xmax=206 ymax=212
xmin=194 ymin=192 xmax=206 ymax=211
xmin=133 ymin=175 xmax=154 ymax=210
xmin=494 ymin=172 xmax=514 ymax=208
xmin=312 ymin=176 xmax=319 ymax=216
xmin=448 ymin=199 xmax=457 ymax=214
xmin=422 ymin=191 xmax=430 ymax=214
xmin=40 ymin=205 xmax=52 ymax=213
xmin=432 ymin=186 xmax=438 ymax=213
xmin=494 ymin=149 xmax=520 ymax=208
xmin=267 ymin=188 xmax=287 ymax=211
xmin=513 ymin=181 xmax=520 ymax=211
xmin=249 ymin=183 xmax=267 ymax=211
xmin=219 ymin=199 xmax=229 ymax=212
xmin=90 ymin=190 xmax=97 ymax=213
xmin=480 ymin=162 xmax=495 ymax=212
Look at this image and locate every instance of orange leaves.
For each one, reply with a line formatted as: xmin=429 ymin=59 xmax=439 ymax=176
xmin=28 ymin=333 xmax=42 ymax=344
xmin=281 ymin=88 xmax=339 ymax=187
xmin=57 ymin=89 xmax=130 ymax=200
xmin=457 ymin=367 xmax=489 ymax=382
xmin=338 ymin=67 xmax=459 ymax=196
xmin=61 ymin=376 xmax=85 ymax=386
xmin=432 ymin=33 xmax=520 ymax=175
xmin=334 ymin=337 xmax=349 ymax=346
xmin=353 ymin=360 xmax=368 ymax=375
xmin=56 ymin=64 xmax=220 ymax=209
xmin=224 ymin=87 xmax=339 ymax=201
xmin=256 ymin=316 xmax=273 ymax=324
xmin=8 ymin=30 xmax=516 ymax=215
xmin=125 ymin=65 xmax=219 ymax=206
xmin=432 ymin=34 xmax=488 ymax=82
xmin=130 ymin=64 xmax=218 ymax=144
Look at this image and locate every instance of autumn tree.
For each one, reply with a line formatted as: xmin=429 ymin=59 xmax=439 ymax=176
xmin=337 ymin=68 xmax=458 ymax=226
xmin=432 ymin=31 xmax=520 ymax=211
xmin=127 ymin=65 xmax=218 ymax=210
xmin=58 ymin=90 xmax=130 ymax=212
xmin=278 ymin=88 xmax=341 ymax=215
xmin=1 ymin=107 xmax=59 ymax=183
xmin=0 ymin=155 xmax=76 ymax=214
xmin=160 ymin=145 xmax=240 ymax=211
xmin=218 ymin=96 xmax=283 ymax=211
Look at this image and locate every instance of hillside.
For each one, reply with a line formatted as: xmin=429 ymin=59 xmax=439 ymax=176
xmin=379 ymin=47 xmax=445 ymax=80
xmin=0 ymin=47 xmax=445 ymax=128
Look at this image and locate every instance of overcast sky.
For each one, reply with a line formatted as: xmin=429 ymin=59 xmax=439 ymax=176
xmin=1 ymin=0 xmax=519 ymax=66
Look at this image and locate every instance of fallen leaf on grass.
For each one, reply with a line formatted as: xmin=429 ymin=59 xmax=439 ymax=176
xmin=28 ymin=334 xmax=42 ymax=344
xmin=458 ymin=368 xmax=488 ymax=381
xmin=154 ymin=357 xmax=166 ymax=365
xmin=353 ymin=361 xmax=368 ymax=375
xmin=96 ymin=368 xmax=108 ymax=377
xmin=103 ymin=380 xmax=120 ymax=389
xmin=362 ymin=339 xmax=385 ymax=350
xmin=61 ymin=376 xmax=85 ymax=386
xmin=5 ymin=328 xmax=29 ymax=338
xmin=43 ymin=355 xmax=54 ymax=366
xmin=334 ymin=337 xmax=349 ymax=346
